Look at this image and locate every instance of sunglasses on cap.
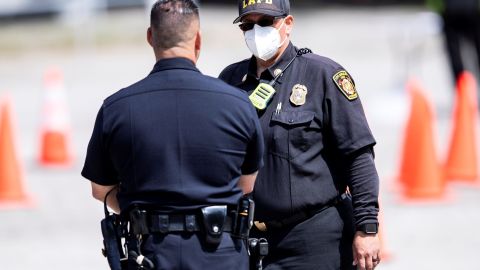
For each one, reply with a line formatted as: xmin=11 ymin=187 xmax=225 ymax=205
xmin=238 ymin=16 xmax=284 ymax=32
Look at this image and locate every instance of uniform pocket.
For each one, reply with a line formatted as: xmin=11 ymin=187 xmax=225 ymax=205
xmin=269 ymin=110 xmax=322 ymax=159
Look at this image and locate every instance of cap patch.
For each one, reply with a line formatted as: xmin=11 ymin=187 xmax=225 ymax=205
xmin=243 ymin=0 xmax=273 ymax=9
xmin=333 ymin=71 xmax=357 ymax=101
xmin=234 ymin=0 xmax=289 ymax=23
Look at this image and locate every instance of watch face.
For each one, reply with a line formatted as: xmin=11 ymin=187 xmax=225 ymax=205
xmin=364 ymin=223 xmax=378 ymax=234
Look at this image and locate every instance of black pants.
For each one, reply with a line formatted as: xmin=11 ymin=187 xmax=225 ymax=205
xmin=251 ymin=198 xmax=355 ymax=270
xmin=443 ymin=12 xmax=480 ymax=80
xmin=131 ymin=232 xmax=248 ymax=270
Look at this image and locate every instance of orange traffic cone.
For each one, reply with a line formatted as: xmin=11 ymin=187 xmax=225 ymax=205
xmin=38 ymin=67 xmax=73 ymax=168
xmin=445 ymin=72 xmax=479 ymax=183
xmin=397 ymin=79 xmax=445 ymax=200
xmin=0 ymin=97 xmax=34 ymax=208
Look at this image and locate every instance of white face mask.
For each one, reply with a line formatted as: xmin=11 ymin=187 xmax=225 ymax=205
xmin=244 ymin=20 xmax=286 ymax=61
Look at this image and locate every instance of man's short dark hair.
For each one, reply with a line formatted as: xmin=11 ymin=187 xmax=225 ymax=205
xmin=150 ymin=0 xmax=200 ymax=49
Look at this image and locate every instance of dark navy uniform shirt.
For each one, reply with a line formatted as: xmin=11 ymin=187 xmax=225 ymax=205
xmin=219 ymin=43 xmax=378 ymax=225
xmin=82 ymin=57 xmax=264 ymax=213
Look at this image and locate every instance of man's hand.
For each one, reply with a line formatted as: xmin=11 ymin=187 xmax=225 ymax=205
xmin=352 ymin=231 xmax=381 ymax=270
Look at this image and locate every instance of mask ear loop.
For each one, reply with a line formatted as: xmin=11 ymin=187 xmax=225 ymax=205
xmin=276 ymin=19 xmax=288 ymax=50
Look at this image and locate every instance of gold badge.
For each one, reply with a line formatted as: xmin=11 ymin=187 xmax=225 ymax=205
xmin=274 ymin=68 xmax=282 ymax=77
xmin=333 ymin=71 xmax=358 ymax=101
xmin=290 ymin=84 xmax=308 ymax=106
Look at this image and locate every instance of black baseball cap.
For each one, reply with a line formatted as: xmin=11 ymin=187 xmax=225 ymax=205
xmin=233 ymin=0 xmax=290 ymax=23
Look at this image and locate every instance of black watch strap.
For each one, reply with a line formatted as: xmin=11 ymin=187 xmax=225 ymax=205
xmin=356 ymin=223 xmax=378 ymax=234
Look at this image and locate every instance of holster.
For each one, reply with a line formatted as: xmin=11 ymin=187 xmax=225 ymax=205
xmin=232 ymin=196 xmax=255 ymax=239
xmin=101 ymin=214 xmax=127 ymax=270
xmin=129 ymin=208 xmax=149 ymax=235
xmin=201 ymin=205 xmax=227 ymax=246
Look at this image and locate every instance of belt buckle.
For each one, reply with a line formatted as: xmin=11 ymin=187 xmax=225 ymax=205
xmin=254 ymin=221 xmax=267 ymax=232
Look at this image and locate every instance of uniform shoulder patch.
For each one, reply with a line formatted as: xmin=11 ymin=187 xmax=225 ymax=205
xmin=332 ymin=70 xmax=358 ymax=101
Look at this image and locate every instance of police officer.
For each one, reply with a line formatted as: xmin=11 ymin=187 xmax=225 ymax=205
xmin=81 ymin=1 xmax=264 ymax=269
xmin=219 ymin=1 xmax=380 ymax=269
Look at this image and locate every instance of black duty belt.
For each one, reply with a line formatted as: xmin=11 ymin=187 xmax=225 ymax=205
xmin=130 ymin=212 xmax=234 ymax=234
xmin=255 ymin=193 xmax=350 ymax=231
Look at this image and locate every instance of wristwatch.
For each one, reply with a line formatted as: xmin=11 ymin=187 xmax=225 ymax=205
xmin=356 ymin=223 xmax=378 ymax=235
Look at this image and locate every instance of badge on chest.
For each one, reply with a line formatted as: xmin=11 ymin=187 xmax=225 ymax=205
xmin=290 ymin=84 xmax=308 ymax=106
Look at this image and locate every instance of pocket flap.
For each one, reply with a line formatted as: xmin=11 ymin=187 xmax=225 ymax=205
xmin=271 ymin=110 xmax=315 ymax=126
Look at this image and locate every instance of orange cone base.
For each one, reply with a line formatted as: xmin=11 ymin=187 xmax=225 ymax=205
xmin=445 ymin=165 xmax=478 ymax=182
xmin=403 ymin=185 xmax=445 ymax=199
xmin=448 ymin=178 xmax=480 ymax=187
xmin=39 ymin=131 xmax=72 ymax=168
xmin=0 ymin=195 xmax=36 ymax=210
xmin=445 ymin=161 xmax=478 ymax=184
xmin=446 ymin=167 xmax=480 ymax=185
xmin=398 ymin=189 xmax=455 ymax=204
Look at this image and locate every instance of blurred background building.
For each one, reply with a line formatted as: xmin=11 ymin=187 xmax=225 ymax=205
xmin=0 ymin=0 xmax=426 ymax=21
xmin=0 ymin=0 xmax=479 ymax=270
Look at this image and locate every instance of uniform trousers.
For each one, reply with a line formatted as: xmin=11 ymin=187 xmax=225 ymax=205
xmin=132 ymin=232 xmax=248 ymax=270
xmin=252 ymin=198 xmax=355 ymax=270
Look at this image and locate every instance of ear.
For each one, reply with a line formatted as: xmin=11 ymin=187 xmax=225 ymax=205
xmin=285 ymin=15 xmax=294 ymax=36
xmin=194 ymin=30 xmax=202 ymax=60
xmin=147 ymin=27 xmax=154 ymax=47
